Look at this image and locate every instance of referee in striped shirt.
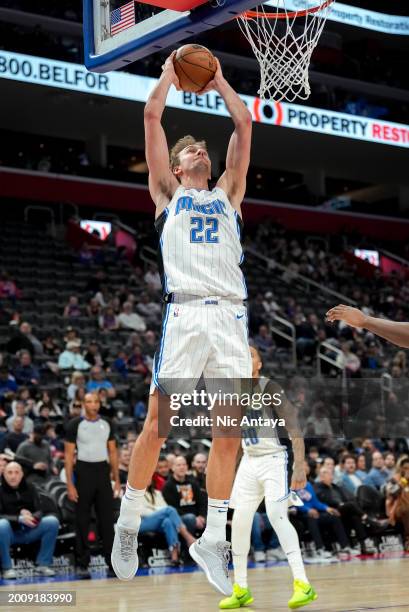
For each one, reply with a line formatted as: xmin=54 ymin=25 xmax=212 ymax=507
xmin=64 ymin=392 xmax=120 ymax=577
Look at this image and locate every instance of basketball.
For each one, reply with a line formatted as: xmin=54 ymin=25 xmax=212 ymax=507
xmin=174 ymin=44 xmax=217 ymax=93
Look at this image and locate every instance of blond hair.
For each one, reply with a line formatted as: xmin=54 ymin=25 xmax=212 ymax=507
xmin=169 ymin=135 xmax=207 ymax=171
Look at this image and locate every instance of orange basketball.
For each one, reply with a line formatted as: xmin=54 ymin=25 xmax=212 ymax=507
xmin=174 ymin=44 xmax=217 ymax=93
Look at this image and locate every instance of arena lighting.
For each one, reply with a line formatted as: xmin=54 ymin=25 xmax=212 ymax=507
xmin=354 ymin=248 xmax=380 ymax=267
xmin=80 ymin=220 xmax=112 ymax=240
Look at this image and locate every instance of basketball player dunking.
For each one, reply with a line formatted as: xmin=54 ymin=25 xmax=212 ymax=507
xmin=111 ymin=52 xmax=253 ymax=596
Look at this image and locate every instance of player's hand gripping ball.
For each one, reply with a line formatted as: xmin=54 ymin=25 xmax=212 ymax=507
xmin=173 ymin=44 xmax=217 ymax=93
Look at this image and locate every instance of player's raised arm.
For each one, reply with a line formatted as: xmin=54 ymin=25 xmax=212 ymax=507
xmin=326 ymin=304 xmax=409 ymax=348
xmin=204 ymin=59 xmax=252 ymax=212
xmin=144 ymin=52 xmax=180 ymax=210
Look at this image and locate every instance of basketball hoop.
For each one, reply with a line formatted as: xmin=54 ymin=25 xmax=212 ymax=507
xmin=237 ymin=0 xmax=335 ymax=101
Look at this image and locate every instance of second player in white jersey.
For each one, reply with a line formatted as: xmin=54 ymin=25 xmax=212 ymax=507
xmin=156 ymin=185 xmax=246 ymax=300
xmin=241 ymin=376 xmax=286 ymax=457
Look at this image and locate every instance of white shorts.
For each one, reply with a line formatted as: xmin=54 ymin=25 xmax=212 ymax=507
xmin=150 ymin=295 xmax=252 ymax=395
xmin=230 ymin=451 xmax=289 ymax=509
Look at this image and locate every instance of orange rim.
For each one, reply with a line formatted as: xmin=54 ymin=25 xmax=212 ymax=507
xmin=242 ymin=0 xmax=334 ymax=20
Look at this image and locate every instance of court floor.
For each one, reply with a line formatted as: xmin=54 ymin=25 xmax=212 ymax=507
xmin=1 ymin=557 xmax=409 ymax=612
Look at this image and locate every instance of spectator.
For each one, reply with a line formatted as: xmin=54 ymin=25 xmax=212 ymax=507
xmin=6 ymin=402 xmax=34 ymax=435
xmin=0 ymin=417 xmax=28 ymax=453
xmin=10 ymin=387 xmax=30 ymax=415
xmin=86 ymin=366 xmax=116 ymax=398
xmin=336 ymin=341 xmax=361 ymax=376
xmin=63 ymin=326 xmax=81 ymax=345
xmin=0 ymin=461 xmax=59 ymax=579
xmin=340 ymin=455 xmax=365 ymax=494
xmin=99 ymin=306 xmax=119 ymax=332
xmin=384 ymin=452 xmax=396 ymax=478
xmin=190 ymin=452 xmax=207 ymax=492
xmin=15 ymin=424 xmax=53 ymax=485
xmin=140 ymin=479 xmax=196 ymax=566
xmin=79 ymin=243 xmax=94 ymax=265
xmin=144 ymin=264 xmax=161 ymax=291
xmin=63 ymin=296 xmax=81 ymax=318
xmin=67 ymin=399 xmax=83 ymax=421
xmin=67 ymin=371 xmax=86 ymax=401
xmin=34 ymin=391 xmax=63 ymax=420
xmin=253 ymin=324 xmax=275 ymax=358
xmin=152 ymin=455 xmax=169 ymax=492
xmin=58 ymin=341 xmax=90 ymax=371
xmin=0 ymin=456 xmax=7 ymax=477
xmin=86 ymin=297 xmax=101 ymax=319
xmin=0 ymin=271 xmax=21 ymax=308
xmin=118 ymin=301 xmax=147 ymax=332
xmin=44 ymin=423 xmax=64 ymax=455
xmin=6 ymin=325 xmax=36 ymax=359
xmin=128 ymin=345 xmax=149 ymax=377
xmin=386 ymin=458 xmax=409 ymax=552
xmin=113 ymin=351 xmax=128 ymax=379
xmin=295 ymin=313 xmax=319 ymax=360
xmin=19 ymin=322 xmax=43 ymax=357
xmin=296 ymin=461 xmax=351 ymax=560
xmin=83 ymin=341 xmax=106 ymax=369
xmin=365 ymin=451 xmax=390 ymax=490
xmin=42 ymin=334 xmax=60 ymax=357
xmin=133 ymin=400 xmax=147 ymax=422
xmin=0 ymin=367 xmax=18 ymax=404
xmin=162 ymin=455 xmax=206 ymax=536
xmin=118 ymin=445 xmax=130 ymax=485
xmin=135 ymin=293 xmax=161 ymax=326
xmin=356 ymin=454 xmax=368 ymax=480
xmin=13 ymin=351 xmax=40 ymax=388
xmin=142 ymin=330 xmax=157 ymax=358
xmin=315 ymin=466 xmax=371 ymax=555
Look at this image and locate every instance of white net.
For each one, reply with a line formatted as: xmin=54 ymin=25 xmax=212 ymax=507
xmin=237 ymin=0 xmax=335 ymax=102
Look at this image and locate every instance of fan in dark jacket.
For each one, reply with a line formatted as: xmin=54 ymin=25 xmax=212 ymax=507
xmin=0 ymin=461 xmax=59 ymax=579
xmin=162 ymin=455 xmax=207 ymax=536
xmin=315 ymin=466 xmax=380 ymax=554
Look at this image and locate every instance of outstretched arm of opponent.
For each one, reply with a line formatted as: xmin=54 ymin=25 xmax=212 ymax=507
xmin=201 ymin=59 xmax=252 ymax=210
xmin=144 ymin=52 xmax=180 ymax=208
xmin=326 ymin=304 xmax=409 ymax=348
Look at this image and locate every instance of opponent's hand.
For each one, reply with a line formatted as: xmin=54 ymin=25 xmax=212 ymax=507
xmin=291 ymin=464 xmax=307 ymax=490
xmin=161 ymin=51 xmax=182 ymax=90
xmin=197 ymin=57 xmax=224 ymax=95
xmin=325 ymin=304 xmax=367 ymax=328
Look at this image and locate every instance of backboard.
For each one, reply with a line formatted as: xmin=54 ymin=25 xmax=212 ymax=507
xmin=83 ymin=0 xmax=258 ymax=72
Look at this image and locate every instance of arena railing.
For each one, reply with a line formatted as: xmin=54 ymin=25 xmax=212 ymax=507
xmin=244 ymin=246 xmax=357 ymax=306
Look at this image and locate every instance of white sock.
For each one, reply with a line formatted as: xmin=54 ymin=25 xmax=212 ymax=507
xmin=117 ymin=482 xmax=144 ymax=530
xmin=233 ymin=554 xmax=248 ymax=589
xmin=201 ymin=498 xmax=229 ymax=544
xmin=265 ymin=497 xmax=308 ymax=584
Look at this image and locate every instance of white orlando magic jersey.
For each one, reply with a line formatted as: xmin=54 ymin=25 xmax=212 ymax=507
xmin=242 ymin=377 xmax=286 ymax=456
xmin=155 ymin=186 xmax=247 ymax=299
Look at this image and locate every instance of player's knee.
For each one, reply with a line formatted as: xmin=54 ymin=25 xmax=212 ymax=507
xmin=143 ymin=414 xmax=166 ymax=444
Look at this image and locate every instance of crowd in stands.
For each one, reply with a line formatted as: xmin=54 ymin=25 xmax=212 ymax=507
xmin=0 ymin=214 xmax=408 ymax=578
